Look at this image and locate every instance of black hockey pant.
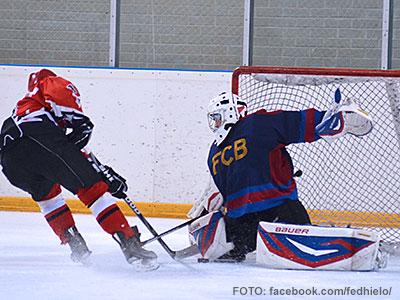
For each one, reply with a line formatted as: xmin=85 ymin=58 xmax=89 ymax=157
xmin=224 ymin=199 xmax=311 ymax=255
xmin=1 ymin=131 xmax=101 ymax=201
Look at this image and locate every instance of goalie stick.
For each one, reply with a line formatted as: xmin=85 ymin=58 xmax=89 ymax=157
xmin=84 ymin=147 xmax=199 ymax=260
xmin=141 ymin=215 xmax=202 ymax=246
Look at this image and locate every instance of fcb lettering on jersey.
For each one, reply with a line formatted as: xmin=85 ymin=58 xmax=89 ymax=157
xmin=211 ymin=138 xmax=248 ymax=175
xmin=207 ymin=109 xmax=325 ymax=218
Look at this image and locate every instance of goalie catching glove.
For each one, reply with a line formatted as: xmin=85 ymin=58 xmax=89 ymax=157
xmin=316 ymin=88 xmax=373 ymax=142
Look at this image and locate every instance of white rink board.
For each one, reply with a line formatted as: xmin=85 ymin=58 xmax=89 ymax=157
xmin=0 ymin=65 xmax=231 ymax=204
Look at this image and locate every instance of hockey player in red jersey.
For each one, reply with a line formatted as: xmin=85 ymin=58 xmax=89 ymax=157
xmin=188 ymin=91 xmax=373 ymax=263
xmin=0 ymin=69 xmax=158 ymax=269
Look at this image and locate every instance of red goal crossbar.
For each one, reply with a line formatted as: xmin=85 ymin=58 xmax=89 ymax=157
xmin=232 ymin=66 xmax=400 ymax=94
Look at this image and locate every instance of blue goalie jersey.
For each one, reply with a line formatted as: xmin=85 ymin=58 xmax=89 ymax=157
xmin=207 ymin=109 xmax=325 ymax=219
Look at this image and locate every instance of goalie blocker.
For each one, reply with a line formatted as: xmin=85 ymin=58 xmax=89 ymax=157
xmin=256 ymin=222 xmax=381 ymax=271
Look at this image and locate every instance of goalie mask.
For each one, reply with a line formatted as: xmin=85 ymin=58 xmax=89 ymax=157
xmin=207 ymin=92 xmax=247 ymax=146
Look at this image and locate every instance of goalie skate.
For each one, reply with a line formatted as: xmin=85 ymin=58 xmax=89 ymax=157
xmin=375 ymin=242 xmax=391 ymax=270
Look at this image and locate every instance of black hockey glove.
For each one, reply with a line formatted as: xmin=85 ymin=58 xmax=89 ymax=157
xmin=101 ymin=165 xmax=128 ymax=199
xmin=67 ymin=117 xmax=94 ymax=149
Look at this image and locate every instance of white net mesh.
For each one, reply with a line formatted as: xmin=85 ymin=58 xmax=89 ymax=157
xmin=235 ymin=67 xmax=400 ymax=244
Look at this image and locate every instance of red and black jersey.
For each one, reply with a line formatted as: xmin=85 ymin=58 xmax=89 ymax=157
xmin=14 ymin=76 xmax=85 ymax=128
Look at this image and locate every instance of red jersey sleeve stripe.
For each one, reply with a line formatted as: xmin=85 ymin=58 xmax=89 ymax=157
xmin=304 ymin=108 xmax=316 ymax=142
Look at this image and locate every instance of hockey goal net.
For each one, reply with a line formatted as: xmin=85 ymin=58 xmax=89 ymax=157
xmin=232 ymin=66 xmax=400 ymax=246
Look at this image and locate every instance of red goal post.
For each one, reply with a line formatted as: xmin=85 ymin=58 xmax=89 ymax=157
xmin=232 ymin=66 xmax=400 ymax=246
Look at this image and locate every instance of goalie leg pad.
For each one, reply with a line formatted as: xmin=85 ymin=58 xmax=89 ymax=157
xmin=188 ymin=211 xmax=233 ymax=261
xmin=256 ymin=222 xmax=380 ymax=271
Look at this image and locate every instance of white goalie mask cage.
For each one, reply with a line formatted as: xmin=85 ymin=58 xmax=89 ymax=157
xmin=207 ymin=92 xmax=247 ymax=145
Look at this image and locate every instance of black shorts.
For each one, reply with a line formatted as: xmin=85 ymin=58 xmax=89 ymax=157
xmin=224 ymin=199 xmax=311 ymax=254
xmin=1 ymin=119 xmax=102 ymax=201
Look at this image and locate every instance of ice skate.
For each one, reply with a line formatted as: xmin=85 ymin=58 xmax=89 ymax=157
xmin=214 ymin=249 xmax=246 ymax=263
xmin=64 ymin=226 xmax=92 ymax=264
xmin=375 ymin=242 xmax=391 ymax=270
xmin=112 ymin=231 xmax=159 ymax=271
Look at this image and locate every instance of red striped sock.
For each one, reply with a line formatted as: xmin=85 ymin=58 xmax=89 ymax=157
xmin=38 ymin=184 xmax=75 ymax=244
xmin=83 ymin=191 xmax=135 ymax=239
xmin=96 ymin=203 xmax=135 ymax=239
xmin=45 ymin=204 xmax=75 ymax=244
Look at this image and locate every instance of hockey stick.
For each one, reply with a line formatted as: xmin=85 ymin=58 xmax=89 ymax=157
xmin=84 ymin=148 xmax=199 ymax=260
xmin=122 ymin=195 xmax=180 ymax=259
xmin=123 ymin=195 xmax=200 ymax=259
xmin=141 ymin=215 xmax=202 ymax=245
xmin=122 ymin=194 xmax=200 ymax=260
xmin=123 ymin=191 xmax=200 ymax=260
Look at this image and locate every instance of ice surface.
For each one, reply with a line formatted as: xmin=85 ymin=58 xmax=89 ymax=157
xmin=0 ymin=211 xmax=398 ymax=300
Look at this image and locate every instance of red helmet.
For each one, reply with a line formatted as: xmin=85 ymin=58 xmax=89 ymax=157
xmin=28 ymin=69 xmax=57 ymax=91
